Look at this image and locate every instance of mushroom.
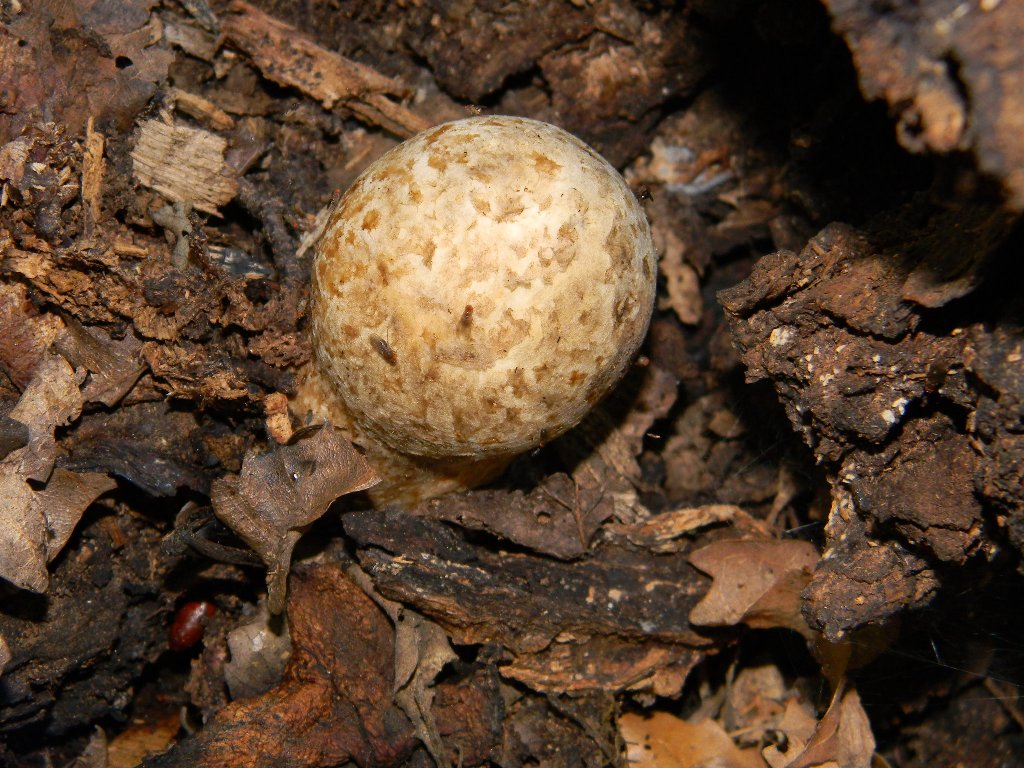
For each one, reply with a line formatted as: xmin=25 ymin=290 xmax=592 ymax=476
xmin=295 ymin=116 xmax=657 ymax=506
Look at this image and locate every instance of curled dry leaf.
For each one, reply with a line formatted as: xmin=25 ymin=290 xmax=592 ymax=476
xmin=107 ymin=713 xmax=182 ymax=768
xmin=688 ymin=538 xmax=819 ymax=637
xmin=9 ymin=353 xmax=84 ymax=482
xmin=211 ymin=425 xmax=378 ymax=613
xmin=0 ymin=464 xmax=115 ymax=593
xmin=763 ymin=683 xmax=876 ymax=768
xmin=0 ymin=281 xmax=64 ymax=390
xmin=53 ymin=317 xmax=146 ymax=407
xmin=0 ymin=353 xmax=113 ymax=593
xmin=620 ymin=711 xmax=766 ymax=768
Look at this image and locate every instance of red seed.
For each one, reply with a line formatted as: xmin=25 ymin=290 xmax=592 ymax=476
xmin=169 ymin=601 xmax=216 ymax=651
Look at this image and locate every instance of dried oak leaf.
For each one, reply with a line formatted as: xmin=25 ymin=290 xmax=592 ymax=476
xmin=689 ymin=539 xmax=819 ymax=637
xmin=0 ymin=281 xmax=64 ymax=390
xmin=9 ymin=353 xmax=83 ymax=482
xmin=107 ymin=713 xmax=182 ymax=768
xmin=212 ymin=426 xmax=378 ymax=613
xmin=764 ymin=683 xmax=876 ymax=768
xmin=0 ymin=352 xmax=113 ymax=593
xmin=0 ymin=464 xmax=115 ymax=593
xmin=620 ymin=711 xmax=766 ymax=768
xmin=53 ymin=317 xmax=146 ymax=407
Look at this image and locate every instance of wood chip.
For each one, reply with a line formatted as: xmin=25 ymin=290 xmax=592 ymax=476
xmin=131 ymin=119 xmax=239 ymax=215
xmin=170 ymin=87 xmax=236 ymax=131
xmin=161 ymin=16 xmax=218 ymax=61
xmin=81 ymin=117 xmax=105 ymax=229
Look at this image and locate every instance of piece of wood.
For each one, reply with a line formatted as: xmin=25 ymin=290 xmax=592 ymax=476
xmin=169 ymin=87 xmax=236 ymax=131
xmin=131 ymin=118 xmax=239 ymax=215
xmin=222 ymin=1 xmax=431 ymax=137
xmin=81 ymin=117 xmax=105 ymax=230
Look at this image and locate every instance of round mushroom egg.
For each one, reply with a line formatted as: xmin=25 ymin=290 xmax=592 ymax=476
xmin=311 ymin=115 xmax=657 ymax=460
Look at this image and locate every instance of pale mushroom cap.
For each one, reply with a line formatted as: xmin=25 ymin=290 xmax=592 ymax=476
xmin=311 ymin=116 xmax=657 ymax=460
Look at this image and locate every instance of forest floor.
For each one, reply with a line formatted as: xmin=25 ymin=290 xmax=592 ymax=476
xmin=0 ymin=1 xmax=1023 ymax=766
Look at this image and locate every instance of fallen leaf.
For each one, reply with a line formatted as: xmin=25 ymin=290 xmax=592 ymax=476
xmin=762 ymin=699 xmax=821 ymax=768
xmin=0 ymin=281 xmax=64 ymax=389
xmin=345 ymin=563 xmax=457 ymax=767
xmin=212 ymin=425 xmax=378 ymax=612
xmin=144 ymin=563 xmax=416 ymax=768
xmin=620 ymin=711 xmax=766 ymax=768
xmin=9 ymin=353 xmax=84 ymax=482
xmin=657 ymin=229 xmax=703 ymax=326
xmin=725 ymin=664 xmax=788 ymax=741
xmin=768 ymin=683 xmax=876 ymax=768
xmin=689 ymin=539 xmax=819 ymax=637
xmin=0 ymin=458 xmax=46 ymax=591
xmin=0 ymin=354 xmax=111 ymax=593
xmin=0 ymin=462 xmax=115 ymax=592
xmin=38 ymin=469 xmax=118 ymax=559
xmin=393 ymin=609 xmax=457 ymax=766
xmin=106 ymin=712 xmax=183 ymax=768
xmin=53 ymin=317 xmax=146 ymax=407
xmin=224 ymin=603 xmax=292 ymax=701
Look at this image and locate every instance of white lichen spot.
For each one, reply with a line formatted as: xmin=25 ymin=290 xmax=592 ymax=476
xmin=770 ymin=326 xmax=795 ymax=347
